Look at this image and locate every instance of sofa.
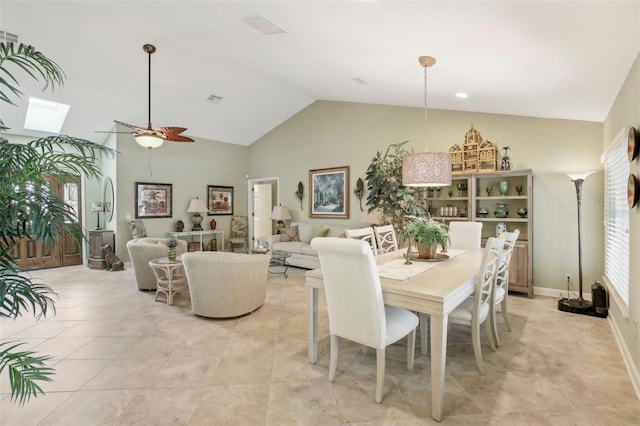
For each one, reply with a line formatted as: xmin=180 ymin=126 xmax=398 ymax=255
xmin=266 ymin=222 xmax=345 ymax=269
xmin=126 ymin=238 xmax=188 ymax=290
xmin=181 ymin=251 xmax=270 ymax=318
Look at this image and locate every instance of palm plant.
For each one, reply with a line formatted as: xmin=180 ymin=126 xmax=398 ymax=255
xmin=0 ymin=41 xmax=115 ymax=404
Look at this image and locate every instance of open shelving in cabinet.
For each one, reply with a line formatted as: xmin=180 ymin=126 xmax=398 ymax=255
xmin=425 ymin=169 xmax=533 ymax=297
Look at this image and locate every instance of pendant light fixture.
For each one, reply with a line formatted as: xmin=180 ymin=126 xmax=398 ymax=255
xmin=402 ymin=56 xmax=451 ymax=187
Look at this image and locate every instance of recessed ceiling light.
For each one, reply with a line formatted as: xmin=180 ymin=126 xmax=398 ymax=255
xmin=455 ymin=92 xmax=468 ymax=99
xmin=24 ymin=97 xmax=70 ymax=133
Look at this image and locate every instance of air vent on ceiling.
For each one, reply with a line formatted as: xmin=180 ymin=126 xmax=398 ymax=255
xmin=0 ymin=31 xmax=19 ymax=43
xmin=243 ymin=15 xmax=287 ymax=35
xmin=207 ymin=94 xmax=223 ymax=104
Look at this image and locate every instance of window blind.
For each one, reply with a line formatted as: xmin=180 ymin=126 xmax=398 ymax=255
xmin=603 ymin=135 xmax=629 ymax=306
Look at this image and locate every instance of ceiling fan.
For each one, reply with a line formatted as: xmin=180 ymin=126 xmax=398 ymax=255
xmin=102 ymin=43 xmax=194 ymax=148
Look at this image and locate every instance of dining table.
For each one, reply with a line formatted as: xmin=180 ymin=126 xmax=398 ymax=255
xmin=305 ymin=246 xmax=483 ymax=422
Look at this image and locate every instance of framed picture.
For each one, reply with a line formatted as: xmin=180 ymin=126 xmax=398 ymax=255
xmin=309 ymin=166 xmax=349 ymax=218
xmin=208 ymin=185 xmax=234 ymax=215
xmin=135 ymin=182 xmax=172 ymax=218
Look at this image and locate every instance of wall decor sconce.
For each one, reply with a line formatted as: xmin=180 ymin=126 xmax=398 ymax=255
xmin=295 ymin=181 xmax=304 ymax=210
xmin=355 ymin=177 xmax=364 ymax=211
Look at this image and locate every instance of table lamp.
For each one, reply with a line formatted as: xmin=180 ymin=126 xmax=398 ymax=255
xmin=186 ymin=197 xmax=208 ymax=231
xmin=91 ymin=202 xmax=104 ymax=230
xmin=271 ymin=205 xmax=292 ymax=231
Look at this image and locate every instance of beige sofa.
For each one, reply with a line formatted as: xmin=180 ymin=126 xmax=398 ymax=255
xmin=266 ymin=221 xmax=345 ymax=269
xmin=126 ymin=238 xmax=188 ymax=290
xmin=181 ymin=251 xmax=270 ymax=318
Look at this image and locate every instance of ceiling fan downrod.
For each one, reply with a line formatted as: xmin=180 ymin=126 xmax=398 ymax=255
xmin=143 ymin=43 xmax=156 ymax=131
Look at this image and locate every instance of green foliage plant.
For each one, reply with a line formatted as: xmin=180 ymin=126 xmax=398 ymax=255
xmin=364 ymin=141 xmax=428 ymax=235
xmin=403 ymin=215 xmax=449 ymax=256
xmin=0 ymin=41 xmax=115 ymax=405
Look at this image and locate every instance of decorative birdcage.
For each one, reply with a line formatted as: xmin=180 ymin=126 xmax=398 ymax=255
xmin=448 ymin=126 xmax=498 ymax=174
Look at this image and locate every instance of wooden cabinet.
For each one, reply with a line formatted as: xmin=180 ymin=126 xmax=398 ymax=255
xmin=426 ymin=169 xmax=533 ymax=297
xmin=88 ymin=230 xmax=115 ymax=270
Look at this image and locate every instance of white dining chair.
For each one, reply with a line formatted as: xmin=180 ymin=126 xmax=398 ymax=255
xmin=345 ymin=227 xmax=378 ymax=255
xmin=491 ymin=229 xmax=520 ymax=347
xmin=448 ymin=221 xmax=483 ymax=248
xmin=373 ymin=224 xmax=398 ymax=253
xmin=310 ymin=237 xmax=418 ymax=403
xmin=448 ymin=236 xmax=503 ymax=374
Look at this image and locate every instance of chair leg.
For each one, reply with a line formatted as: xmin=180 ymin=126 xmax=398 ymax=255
xmin=329 ymin=335 xmax=339 ymax=382
xmin=407 ymin=329 xmax=416 ymax=370
xmin=490 ymin=304 xmax=501 ymax=348
xmin=375 ymin=348 xmax=385 ymax=403
xmin=501 ymin=298 xmax=512 ymax=331
xmin=419 ymin=314 xmax=429 ymax=355
xmin=471 ymin=320 xmax=485 ymax=375
xmin=485 ymin=317 xmax=496 ymax=351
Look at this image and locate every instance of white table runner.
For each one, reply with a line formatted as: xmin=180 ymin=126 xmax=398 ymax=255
xmin=377 ymin=249 xmax=466 ymax=281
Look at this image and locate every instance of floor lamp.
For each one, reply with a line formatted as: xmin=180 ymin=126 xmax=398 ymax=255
xmin=558 ymin=170 xmax=596 ymax=315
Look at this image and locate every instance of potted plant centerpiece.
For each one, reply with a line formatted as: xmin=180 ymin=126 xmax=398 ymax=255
xmin=166 ymin=236 xmax=178 ymax=261
xmin=404 ymin=215 xmax=449 ymax=259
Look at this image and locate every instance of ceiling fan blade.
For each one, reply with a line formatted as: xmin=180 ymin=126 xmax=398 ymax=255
xmin=163 ymin=132 xmax=195 ymax=142
xmin=157 ymin=126 xmax=188 ymax=135
xmin=114 ymin=120 xmax=146 ymax=132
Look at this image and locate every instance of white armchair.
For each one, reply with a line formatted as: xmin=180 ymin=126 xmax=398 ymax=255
xmin=126 ymin=238 xmax=187 ymax=290
xmin=181 ymin=251 xmax=270 ymax=318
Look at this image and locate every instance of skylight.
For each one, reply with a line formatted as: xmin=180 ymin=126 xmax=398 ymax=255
xmin=24 ymin=97 xmax=70 ymax=133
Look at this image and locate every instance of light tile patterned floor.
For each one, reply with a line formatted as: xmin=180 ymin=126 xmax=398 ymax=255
xmin=1 ymin=264 xmax=639 ymax=425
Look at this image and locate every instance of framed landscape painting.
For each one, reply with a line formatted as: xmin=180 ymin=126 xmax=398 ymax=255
xmin=208 ymin=185 xmax=234 ymax=215
xmin=135 ymin=182 xmax=172 ymax=218
xmin=309 ymin=166 xmax=349 ymax=218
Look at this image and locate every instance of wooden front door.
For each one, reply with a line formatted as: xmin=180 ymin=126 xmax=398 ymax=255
xmin=12 ymin=176 xmax=83 ymax=270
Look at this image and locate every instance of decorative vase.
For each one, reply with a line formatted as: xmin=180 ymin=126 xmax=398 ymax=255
xmin=210 ymin=218 xmax=217 ymax=230
xmin=167 ymin=247 xmax=176 ymax=261
xmin=494 ymin=203 xmax=510 ymax=218
xmin=417 ymin=242 xmax=438 ymax=259
xmin=499 ymin=181 xmax=509 ymax=196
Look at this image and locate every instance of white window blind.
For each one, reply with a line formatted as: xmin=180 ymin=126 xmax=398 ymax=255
xmin=603 ymin=134 xmax=629 ymax=306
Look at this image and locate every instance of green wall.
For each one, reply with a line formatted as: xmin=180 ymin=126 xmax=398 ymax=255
xmin=603 ymin=51 xmax=640 ymax=385
xmin=249 ymin=100 xmax=604 ymax=293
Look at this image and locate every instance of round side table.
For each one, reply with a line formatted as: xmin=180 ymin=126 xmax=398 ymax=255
xmin=149 ymin=257 xmax=188 ymax=305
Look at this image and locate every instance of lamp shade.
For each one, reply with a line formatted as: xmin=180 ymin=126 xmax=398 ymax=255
xmin=271 ymin=206 xmax=292 ymax=220
xmin=135 ymin=134 xmax=164 ymax=149
xmin=402 ymin=152 xmax=452 ymax=187
xmin=186 ymin=197 xmax=208 ymax=213
xmin=91 ymin=202 xmax=105 ymax=212
xmin=566 ymin=170 xmax=596 ymax=181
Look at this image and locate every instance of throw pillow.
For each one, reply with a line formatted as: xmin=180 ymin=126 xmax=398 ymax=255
xmin=309 ymin=227 xmax=330 ymax=239
xmin=280 ymin=225 xmax=299 ymax=242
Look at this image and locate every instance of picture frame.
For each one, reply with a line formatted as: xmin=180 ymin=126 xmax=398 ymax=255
xmin=309 ymin=166 xmax=349 ymax=218
xmin=135 ymin=182 xmax=172 ymax=218
xmin=207 ymin=185 xmax=234 ymax=215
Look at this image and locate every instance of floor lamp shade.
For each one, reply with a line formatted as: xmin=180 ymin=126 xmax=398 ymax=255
xmin=402 ymin=152 xmax=452 ymax=187
xmin=187 ymin=198 xmax=208 ymax=231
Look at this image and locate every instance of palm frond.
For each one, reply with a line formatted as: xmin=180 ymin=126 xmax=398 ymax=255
xmin=0 ymin=42 xmax=65 ymax=107
xmin=0 ymin=271 xmax=57 ymax=319
xmin=0 ymin=341 xmax=55 ymax=405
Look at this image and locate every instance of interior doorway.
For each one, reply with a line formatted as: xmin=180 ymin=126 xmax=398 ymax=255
xmin=248 ymin=177 xmax=279 ymax=250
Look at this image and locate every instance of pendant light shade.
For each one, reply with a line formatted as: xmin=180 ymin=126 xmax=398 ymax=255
xmin=402 ymin=55 xmax=452 ymax=187
xmin=403 ymin=152 xmax=452 ymax=187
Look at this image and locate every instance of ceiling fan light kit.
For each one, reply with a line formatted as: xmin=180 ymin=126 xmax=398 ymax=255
xmin=110 ymin=43 xmax=194 ymax=149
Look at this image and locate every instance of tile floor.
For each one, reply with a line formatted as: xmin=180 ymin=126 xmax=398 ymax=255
xmin=1 ymin=264 xmax=639 ymax=425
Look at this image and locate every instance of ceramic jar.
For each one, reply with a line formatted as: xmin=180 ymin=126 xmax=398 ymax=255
xmin=499 ymin=181 xmax=509 ymax=196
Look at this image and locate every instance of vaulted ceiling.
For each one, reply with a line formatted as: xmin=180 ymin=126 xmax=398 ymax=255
xmin=2 ymin=1 xmax=639 ymax=146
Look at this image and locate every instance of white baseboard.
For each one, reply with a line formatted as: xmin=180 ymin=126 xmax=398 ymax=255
xmin=532 ymin=285 xmax=639 ymax=401
xmin=533 ymin=285 xmax=591 ymax=301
